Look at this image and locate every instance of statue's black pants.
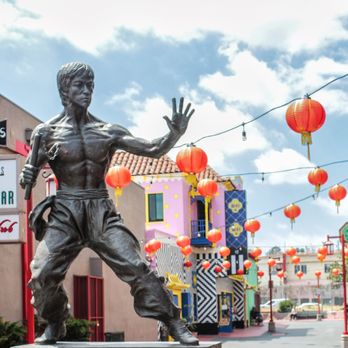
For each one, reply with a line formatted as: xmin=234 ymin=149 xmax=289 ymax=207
xmin=29 ymin=189 xmax=179 ymax=325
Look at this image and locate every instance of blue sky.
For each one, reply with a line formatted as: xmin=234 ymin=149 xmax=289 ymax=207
xmin=2 ymin=0 xmax=348 ymax=251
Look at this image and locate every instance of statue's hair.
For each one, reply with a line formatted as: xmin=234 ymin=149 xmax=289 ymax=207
xmin=57 ymin=62 xmax=94 ymax=106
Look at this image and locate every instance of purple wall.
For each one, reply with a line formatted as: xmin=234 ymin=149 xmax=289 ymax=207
xmin=139 ymin=175 xmax=227 ymax=246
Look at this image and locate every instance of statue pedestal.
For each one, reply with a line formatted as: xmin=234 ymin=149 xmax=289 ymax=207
xmin=14 ymin=341 xmax=222 ymax=348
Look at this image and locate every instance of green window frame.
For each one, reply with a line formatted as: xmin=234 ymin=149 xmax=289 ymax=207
xmin=148 ymin=193 xmax=164 ymax=222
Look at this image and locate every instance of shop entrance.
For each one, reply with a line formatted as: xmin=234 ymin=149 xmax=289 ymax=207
xmin=217 ymin=292 xmax=233 ymax=333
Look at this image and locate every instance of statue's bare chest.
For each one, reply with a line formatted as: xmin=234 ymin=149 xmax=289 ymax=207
xmin=46 ymin=125 xmax=112 ymax=164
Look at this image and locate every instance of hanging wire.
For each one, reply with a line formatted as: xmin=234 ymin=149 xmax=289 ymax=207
xmin=250 ymin=177 xmax=348 ymax=220
xmin=174 ymin=73 xmax=348 ymax=148
xmin=222 ymin=159 xmax=348 ymax=177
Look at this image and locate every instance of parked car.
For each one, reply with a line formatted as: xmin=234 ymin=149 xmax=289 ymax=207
xmin=296 ymin=302 xmax=327 ymax=319
xmin=260 ymin=299 xmax=287 ymax=312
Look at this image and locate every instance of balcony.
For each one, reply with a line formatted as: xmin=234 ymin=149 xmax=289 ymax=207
xmin=191 ymin=219 xmax=213 ymax=247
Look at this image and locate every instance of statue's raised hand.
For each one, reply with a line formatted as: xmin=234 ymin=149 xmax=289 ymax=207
xmin=163 ymin=97 xmax=194 ymax=137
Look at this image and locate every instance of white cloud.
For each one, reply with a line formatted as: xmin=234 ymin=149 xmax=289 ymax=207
xmin=254 ymin=148 xmax=314 ymax=185
xmin=313 ymin=196 xmax=348 ymax=216
xmin=106 ymin=82 xmax=142 ymax=105
xmin=2 ymin=0 xmax=348 ymax=54
xmin=124 ymin=96 xmax=271 ymax=171
xmin=199 ymin=49 xmax=290 ymax=108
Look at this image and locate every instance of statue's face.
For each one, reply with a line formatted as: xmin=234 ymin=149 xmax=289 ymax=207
xmin=67 ymin=71 xmax=94 ymax=109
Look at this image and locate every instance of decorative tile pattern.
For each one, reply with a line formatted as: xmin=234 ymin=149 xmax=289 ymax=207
xmin=224 ymin=190 xmax=248 ymax=249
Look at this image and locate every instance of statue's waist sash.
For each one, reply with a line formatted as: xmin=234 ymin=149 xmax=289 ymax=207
xmin=56 ymin=188 xmax=109 ymax=200
xmin=29 ymin=189 xmax=110 ymax=241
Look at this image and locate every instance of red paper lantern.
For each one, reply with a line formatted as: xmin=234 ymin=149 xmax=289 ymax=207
xmin=181 ymin=245 xmax=193 ymax=256
xmin=250 ymin=247 xmax=262 ymax=259
xmin=285 ymin=97 xmax=326 ymax=159
xmin=244 ymin=219 xmax=261 ymax=241
xmin=296 ymin=271 xmax=304 ymax=279
xmin=284 ymin=204 xmax=301 ymax=227
xmin=236 ymin=269 xmax=244 ymax=275
xmin=257 ymin=270 xmax=264 ymax=278
xmin=202 ymin=260 xmax=211 ymax=270
xmin=291 ymin=255 xmax=301 ymax=265
xmin=277 ymin=270 xmax=285 ymax=279
xmin=329 ymin=184 xmax=347 ymax=213
xmin=214 ymin=265 xmax=222 ymax=273
xmin=176 ymin=235 xmax=190 ymax=248
xmin=207 ymin=228 xmax=222 ymax=244
xmin=105 ymin=165 xmax=132 ymax=206
xmin=222 ymin=260 xmax=231 ymax=269
xmin=219 ymin=246 xmax=231 ymax=258
xmin=148 ymin=239 xmax=161 ymax=253
xmin=314 ymin=270 xmax=322 ymax=278
xmin=144 ymin=242 xmax=153 ymax=254
xmin=184 ymin=260 xmax=193 ymax=268
xmin=267 ymin=258 xmax=277 ymax=267
xmin=244 ymin=259 xmax=252 ymax=270
xmin=308 ymin=168 xmax=328 ymax=193
xmin=317 ymin=246 xmax=328 ymax=256
xmin=176 ymin=145 xmax=208 ymax=174
xmin=332 ymin=268 xmax=340 ymax=276
xmin=197 ymin=179 xmax=218 ymax=198
xmin=105 ymin=165 xmax=131 ymax=188
xmin=317 ymin=253 xmax=326 ymax=263
xmin=286 ymin=247 xmax=297 ymax=257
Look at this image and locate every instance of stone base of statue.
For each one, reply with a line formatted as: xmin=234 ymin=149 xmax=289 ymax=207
xmin=14 ymin=341 xmax=222 ymax=348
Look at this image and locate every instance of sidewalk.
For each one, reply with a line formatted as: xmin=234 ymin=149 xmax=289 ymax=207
xmin=198 ymin=322 xmax=288 ymax=340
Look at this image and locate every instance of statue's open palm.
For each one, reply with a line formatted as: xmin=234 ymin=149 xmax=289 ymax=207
xmin=163 ymin=97 xmax=194 ymax=136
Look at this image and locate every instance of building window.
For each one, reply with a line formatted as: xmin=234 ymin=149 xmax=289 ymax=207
xmin=294 ymin=264 xmax=307 ymax=274
xmin=324 ymin=264 xmax=331 ymax=273
xmin=148 ymin=193 xmax=164 ymax=222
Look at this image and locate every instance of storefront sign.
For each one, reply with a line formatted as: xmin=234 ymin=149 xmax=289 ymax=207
xmin=0 ymin=215 xmax=19 ymax=242
xmin=0 ymin=158 xmax=17 ymax=209
xmin=0 ymin=120 xmax=6 ymax=146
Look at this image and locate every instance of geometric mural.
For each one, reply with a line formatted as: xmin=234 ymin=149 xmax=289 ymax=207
xmin=232 ymin=279 xmax=245 ymax=322
xmin=195 ymin=253 xmax=228 ymax=323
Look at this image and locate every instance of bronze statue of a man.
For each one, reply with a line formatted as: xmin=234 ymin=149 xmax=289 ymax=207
xmin=19 ymin=62 xmax=198 ymax=345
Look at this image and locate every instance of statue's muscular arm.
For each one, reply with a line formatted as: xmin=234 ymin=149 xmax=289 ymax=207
xmin=109 ymin=97 xmax=194 ymax=158
xmin=19 ymin=123 xmax=50 ymax=188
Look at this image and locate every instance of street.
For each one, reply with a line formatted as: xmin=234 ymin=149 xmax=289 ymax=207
xmin=201 ymin=320 xmax=342 ymax=348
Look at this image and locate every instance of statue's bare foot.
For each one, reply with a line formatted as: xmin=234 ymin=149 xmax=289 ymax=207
xmin=166 ymin=319 xmax=199 ymax=346
xmin=34 ymin=323 xmax=66 ymax=345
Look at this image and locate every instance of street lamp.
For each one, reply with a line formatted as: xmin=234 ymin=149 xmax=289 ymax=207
xmin=324 ymin=239 xmax=334 ymax=256
xmin=267 ymin=258 xmax=277 ymax=333
xmin=314 ymin=271 xmax=322 ymax=321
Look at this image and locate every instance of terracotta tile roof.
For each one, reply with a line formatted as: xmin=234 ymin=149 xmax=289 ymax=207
xmin=111 ymin=151 xmax=227 ymax=182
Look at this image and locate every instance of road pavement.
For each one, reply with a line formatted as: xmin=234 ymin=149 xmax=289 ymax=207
xmin=201 ymin=320 xmax=342 ymax=348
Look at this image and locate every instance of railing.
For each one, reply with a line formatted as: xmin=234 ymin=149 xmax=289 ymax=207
xmin=191 ymin=220 xmax=212 ymax=246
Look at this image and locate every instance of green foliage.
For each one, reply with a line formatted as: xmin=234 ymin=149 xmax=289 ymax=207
xmin=61 ymin=317 xmax=94 ymax=341
xmin=35 ymin=315 xmax=93 ymax=342
xmin=0 ymin=317 xmax=26 ymax=348
xmin=278 ymin=300 xmax=293 ymax=313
